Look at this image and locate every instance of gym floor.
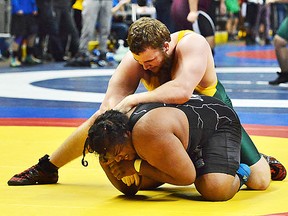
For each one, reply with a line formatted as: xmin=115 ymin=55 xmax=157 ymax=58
xmin=0 ymin=41 xmax=287 ymax=216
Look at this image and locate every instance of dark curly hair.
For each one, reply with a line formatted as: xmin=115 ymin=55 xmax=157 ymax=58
xmin=127 ymin=17 xmax=171 ymax=55
xmin=82 ymin=110 xmax=130 ymax=167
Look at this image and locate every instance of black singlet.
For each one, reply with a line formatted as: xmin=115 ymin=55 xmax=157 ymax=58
xmin=129 ymin=95 xmax=241 ymax=165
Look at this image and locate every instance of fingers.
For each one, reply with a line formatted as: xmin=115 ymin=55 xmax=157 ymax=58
xmin=109 ymin=162 xmax=122 ymax=180
xmin=125 ymin=176 xmax=134 ymax=186
xmin=121 ymin=176 xmax=129 ymax=185
xmin=121 ymin=173 xmax=140 ymax=186
xmin=121 ymin=175 xmax=134 ymax=186
xmin=133 ymin=173 xmax=140 ymax=186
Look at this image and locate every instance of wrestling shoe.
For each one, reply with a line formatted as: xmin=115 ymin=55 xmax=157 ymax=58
xmin=8 ymin=154 xmax=58 ymax=186
xmin=261 ymin=154 xmax=287 ymax=181
xmin=268 ymin=72 xmax=288 ymax=85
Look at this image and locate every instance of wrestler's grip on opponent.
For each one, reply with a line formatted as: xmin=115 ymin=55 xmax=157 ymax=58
xmin=99 ymin=159 xmax=141 ymax=196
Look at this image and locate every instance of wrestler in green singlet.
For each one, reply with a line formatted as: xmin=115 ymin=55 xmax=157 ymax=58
xmin=141 ymin=30 xmax=261 ymax=166
xmin=276 ymin=17 xmax=288 ymax=41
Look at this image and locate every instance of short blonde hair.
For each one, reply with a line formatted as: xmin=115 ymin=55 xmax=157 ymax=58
xmin=127 ymin=17 xmax=171 ymax=54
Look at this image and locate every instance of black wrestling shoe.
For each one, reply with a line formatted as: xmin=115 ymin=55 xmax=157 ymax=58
xmin=261 ymin=154 xmax=287 ymax=181
xmin=268 ymin=72 xmax=288 ymax=85
xmin=8 ymin=155 xmax=58 ymax=186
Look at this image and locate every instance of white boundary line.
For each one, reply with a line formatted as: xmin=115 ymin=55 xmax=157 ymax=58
xmin=215 ymin=67 xmax=280 ymax=73
xmin=0 ymin=68 xmax=287 ymax=108
xmin=0 ymin=70 xmax=113 ymax=103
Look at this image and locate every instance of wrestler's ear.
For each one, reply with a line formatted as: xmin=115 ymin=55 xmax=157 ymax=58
xmin=163 ymin=41 xmax=169 ymax=52
xmin=124 ymin=130 xmax=132 ymax=138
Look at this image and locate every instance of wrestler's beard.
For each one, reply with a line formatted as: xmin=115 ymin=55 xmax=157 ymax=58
xmin=157 ymin=54 xmax=173 ymax=85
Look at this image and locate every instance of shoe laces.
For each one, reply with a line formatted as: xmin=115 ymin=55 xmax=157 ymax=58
xmin=14 ymin=165 xmax=40 ymax=179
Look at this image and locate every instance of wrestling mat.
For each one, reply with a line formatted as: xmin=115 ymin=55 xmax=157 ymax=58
xmin=0 ymin=42 xmax=288 ymax=215
xmin=1 ymin=126 xmax=287 ymax=216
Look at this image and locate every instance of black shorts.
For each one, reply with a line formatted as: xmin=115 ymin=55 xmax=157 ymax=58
xmin=10 ymin=14 xmax=38 ymax=37
xmin=196 ymin=122 xmax=241 ymax=177
xmin=192 ymin=10 xmax=215 ymax=37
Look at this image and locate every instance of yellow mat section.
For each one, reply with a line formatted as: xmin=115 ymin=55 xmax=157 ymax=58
xmin=1 ymin=126 xmax=288 ymax=216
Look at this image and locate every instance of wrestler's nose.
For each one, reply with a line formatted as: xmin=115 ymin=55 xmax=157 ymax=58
xmin=143 ymin=63 xmax=151 ymax=70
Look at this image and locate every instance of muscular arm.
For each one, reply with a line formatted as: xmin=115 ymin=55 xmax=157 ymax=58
xmin=115 ymin=33 xmax=211 ymax=113
xmin=98 ymin=52 xmax=143 ymax=114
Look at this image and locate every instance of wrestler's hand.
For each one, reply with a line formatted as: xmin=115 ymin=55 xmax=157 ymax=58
xmin=114 ymin=95 xmax=136 ymax=113
xmin=187 ymin=11 xmax=198 ymax=23
xmin=109 ymin=160 xmax=135 ymax=180
xmin=121 ymin=173 xmax=140 ymax=186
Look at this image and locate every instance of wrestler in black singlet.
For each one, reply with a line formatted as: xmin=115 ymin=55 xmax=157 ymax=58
xmin=129 ymin=95 xmax=242 ymax=177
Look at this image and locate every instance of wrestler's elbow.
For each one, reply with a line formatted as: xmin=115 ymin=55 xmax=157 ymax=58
xmin=175 ymin=82 xmax=194 ymax=104
xmin=182 ymin=90 xmax=193 ymax=103
xmin=173 ymin=87 xmax=192 ymax=104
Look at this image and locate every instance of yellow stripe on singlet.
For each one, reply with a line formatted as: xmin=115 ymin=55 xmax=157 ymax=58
xmin=141 ymin=77 xmax=159 ymax=91
xmin=177 ymin=30 xmax=193 ymax=42
xmin=195 ymin=82 xmax=217 ymax=97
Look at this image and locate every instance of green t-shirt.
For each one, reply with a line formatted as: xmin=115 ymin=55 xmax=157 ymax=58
xmin=225 ymin=0 xmax=240 ymax=13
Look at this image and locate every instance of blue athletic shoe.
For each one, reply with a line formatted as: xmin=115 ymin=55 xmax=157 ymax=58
xmin=236 ymin=163 xmax=251 ymax=187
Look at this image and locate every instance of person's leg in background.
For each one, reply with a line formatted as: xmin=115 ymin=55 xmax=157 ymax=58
xmin=9 ymin=36 xmax=22 ymax=67
xmin=22 ymin=14 xmax=42 ymax=65
xmin=57 ymin=5 xmax=80 ymax=58
xmin=9 ymin=13 xmax=24 ymax=67
xmin=244 ymin=2 xmax=258 ymax=45
xmin=269 ymin=17 xmax=288 ymax=85
xmin=154 ymin=0 xmax=174 ymax=32
xmin=97 ymin=0 xmax=113 ymax=60
xmin=35 ymin=0 xmax=65 ymax=61
xmin=79 ymin=0 xmax=99 ymax=54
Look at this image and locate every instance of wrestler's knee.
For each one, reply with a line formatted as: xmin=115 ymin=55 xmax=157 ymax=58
xmin=195 ymin=174 xmax=236 ymax=201
xmin=274 ymin=35 xmax=287 ymax=49
xmin=246 ymin=157 xmax=270 ymax=190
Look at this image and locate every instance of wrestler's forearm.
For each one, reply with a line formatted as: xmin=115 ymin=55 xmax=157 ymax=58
xmin=131 ymin=81 xmax=192 ymax=105
xmin=139 ymin=160 xmax=193 ymax=186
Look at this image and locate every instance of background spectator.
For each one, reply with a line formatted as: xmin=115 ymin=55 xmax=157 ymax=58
xmin=225 ymin=0 xmax=240 ymax=41
xmin=10 ymin=0 xmax=42 ymax=67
